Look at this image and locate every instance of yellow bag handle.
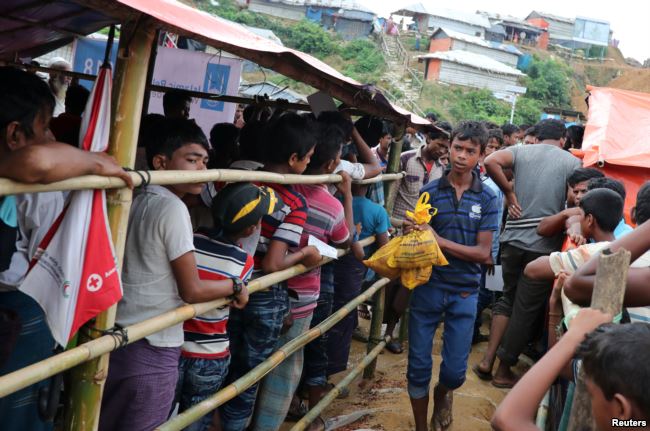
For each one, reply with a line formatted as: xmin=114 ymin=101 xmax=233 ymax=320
xmin=405 ymin=192 xmax=438 ymax=225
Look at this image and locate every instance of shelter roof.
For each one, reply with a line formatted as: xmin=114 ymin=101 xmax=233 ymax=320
xmin=581 ymin=86 xmax=650 ymax=169
xmin=0 ymin=0 xmax=435 ymax=128
xmin=416 ymin=50 xmax=524 ymax=76
xmin=432 ymin=28 xmax=522 ymax=56
xmin=526 ymin=11 xmax=574 ymax=25
xmin=393 ymin=3 xmax=490 ymax=28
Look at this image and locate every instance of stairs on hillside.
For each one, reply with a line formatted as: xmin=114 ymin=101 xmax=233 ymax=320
xmin=377 ymin=33 xmax=426 ymax=117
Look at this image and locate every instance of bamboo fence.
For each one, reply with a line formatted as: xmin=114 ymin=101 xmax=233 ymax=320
xmin=0 ymin=237 xmax=375 ymax=398
xmin=0 ymin=170 xmax=405 ymax=196
xmin=290 ymin=338 xmax=389 ymax=431
xmin=157 ymin=276 xmax=392 ymax=431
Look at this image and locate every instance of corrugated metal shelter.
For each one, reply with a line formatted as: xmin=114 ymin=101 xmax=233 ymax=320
xmin=321 ymin=8 xmax=374 ymax=40
xmin=526 ymin=11 xmax=575 ymax=46
xmin=417 ymin=50 xmax=525 ymax=95
xmin=393 ymin=3 xmax=490 ymax=38
xmin=428 ymin=28 xmax=521 ymax=67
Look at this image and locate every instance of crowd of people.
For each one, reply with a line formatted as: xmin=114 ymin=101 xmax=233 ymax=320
xmin=1 ymin=63 xmax=649 ymax=431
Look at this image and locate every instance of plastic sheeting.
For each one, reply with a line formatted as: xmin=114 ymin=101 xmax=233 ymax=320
xmin=577 ymin=86 xmax=650 ymax=223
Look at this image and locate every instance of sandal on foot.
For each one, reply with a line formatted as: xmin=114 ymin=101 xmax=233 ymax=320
xmin=386 ymin=340 xmax=404 ymax=354
xmin=472 ymin=364 xmax=493 ymax=381
xmin=491 ymin=379 xmax=516 ymax=389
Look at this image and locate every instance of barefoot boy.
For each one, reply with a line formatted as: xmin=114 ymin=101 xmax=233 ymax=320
xmin=405 ymin=121 xmax=498 ymax=431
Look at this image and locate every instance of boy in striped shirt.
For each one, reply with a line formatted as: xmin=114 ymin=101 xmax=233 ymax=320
xmin=176 ymin=182 xmax=277 ymax=431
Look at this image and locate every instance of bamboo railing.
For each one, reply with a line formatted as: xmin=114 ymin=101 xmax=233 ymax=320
xmin=290 ymin=338 xmax=389 ymax=431
xmin=0 ymin=236 xmax=375 ymax=398
xmin=0 ymin=170 xmax=404 ymax=196
xmin=158 ymin=276 xmax=392 ymax=431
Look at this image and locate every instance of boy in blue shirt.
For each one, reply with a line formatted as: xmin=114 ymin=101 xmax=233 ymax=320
xmin=404 ymin=121 xmax=498 ymax=431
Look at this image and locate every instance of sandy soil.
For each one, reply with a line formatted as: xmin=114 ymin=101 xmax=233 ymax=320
xmin=281 ymin=312 xmax=531 ymax=431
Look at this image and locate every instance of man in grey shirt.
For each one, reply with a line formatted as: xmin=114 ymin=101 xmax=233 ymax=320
xmin=474 ymin=119 xmax=581 ymax=387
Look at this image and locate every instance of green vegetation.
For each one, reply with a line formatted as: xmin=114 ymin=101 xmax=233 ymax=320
xmin=194 ymin=0 xmax=385 ymax=83
xmin=522 ymin=56 xmax=572 ymax=108
xmin=418 ymin=84 xmax=541 ymax=126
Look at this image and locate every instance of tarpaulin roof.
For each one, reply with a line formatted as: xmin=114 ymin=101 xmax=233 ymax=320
xmin=581 ymin=86 xmax=650 ymax=169
xmin=576 ymin=86 xmax=650 ymax=223
xmin=0 ymin=0 xmax=436 ymax=129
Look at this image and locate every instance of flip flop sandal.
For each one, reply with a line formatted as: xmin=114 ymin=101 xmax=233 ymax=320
xmin=491 ymin=379 xmax=516 ymax=389
xmin=386 ymin=340 xmax=404 ymax=354
xmin=472 ymin=364 xmax=493 ymax=381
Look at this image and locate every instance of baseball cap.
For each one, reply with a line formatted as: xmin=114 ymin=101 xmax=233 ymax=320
xmin=211 ymin=182 xmax=280 ymax=233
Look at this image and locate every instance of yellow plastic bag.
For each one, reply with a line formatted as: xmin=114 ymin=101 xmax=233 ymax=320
xmin=389 ymin=193 xmax=448 ymax=271
xmin=363 ymin=236 xmax=402 ymax=279
xmin=400 ymin=267 xmax=432 ymax=289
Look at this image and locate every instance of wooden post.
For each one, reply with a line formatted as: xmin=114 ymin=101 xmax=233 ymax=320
xmin=363 ymin=126 xmax=404 ymax=379
xmin=567 ymin=248 xmax=631 ymax=431
xmin=64 ymin=18 xmax=156 ymax=431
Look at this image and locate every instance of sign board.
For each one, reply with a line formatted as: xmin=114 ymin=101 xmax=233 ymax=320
xmin=149 ymin=47 xmax=242 ymax=136
xmin=72 ymin=37 xmax=118 ymax=90
xmin=573 ymin=17 xmax=610 ymax=47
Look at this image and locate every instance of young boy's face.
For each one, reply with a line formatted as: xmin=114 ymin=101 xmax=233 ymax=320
xmin=585 ymin=377 xmax=619 ymax=431
xmin=449 ymin=137 xmax=481 ymax=174
xmin=379 ymin=134 xmax=391 ymax=151
xmin=572 ymin=181 xmax=590 ymax=206
xmin=424 ymin=137 xmax=449 ymax=160
xmin=161 ymin=143 xmax=209 ymax=196
xmin=5 ymin=109 xmax=55 ymax=151
xmin=289 ymin=145 xmax=315 ymax=175
xmin=485 ymin=138 xmax=501 ymax=156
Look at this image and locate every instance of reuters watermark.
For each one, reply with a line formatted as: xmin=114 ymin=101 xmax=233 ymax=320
xmin=611 ymin=419 xmax=647 ymax=428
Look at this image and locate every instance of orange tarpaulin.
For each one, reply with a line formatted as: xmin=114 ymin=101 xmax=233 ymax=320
xmin=576 ymin=86 xmax=650 ymax=223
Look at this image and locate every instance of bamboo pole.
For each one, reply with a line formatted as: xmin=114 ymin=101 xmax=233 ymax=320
xmin=363 ymin=286 xmax=385 ymax=379
xmin=0 ymin=237 xmax=374 ymax=399
xmin=64 ymin=19 xmax=157 ymax=431
xmin=0 ymin=171 xmax=405 ymax=196
xmin=567 ymin=248 xmax=631 ymax=431
xmin=361 ymin=122 xmax=404 ymax=379
xmin=157 ymin=276 xmax=392 ymax=431
xmin=290 ymin=338 xmax=389 ymax=431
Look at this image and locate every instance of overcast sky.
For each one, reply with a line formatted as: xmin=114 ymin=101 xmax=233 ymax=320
xmin=355 ymin=0 xmax=650 ymax=62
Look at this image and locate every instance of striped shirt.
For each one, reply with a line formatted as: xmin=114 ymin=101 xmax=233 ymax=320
xmin=392 ymin=147 xmax=444 ymax=221
xmin=290 ymin=184 xmax=349 ymax=318
xmin=253 ymin=183 xmax=308 ymax=278
xmin=182 ymin=230 xmax=254 ymax=359
xmin=420 ymin=171 xmax=499 ymax=293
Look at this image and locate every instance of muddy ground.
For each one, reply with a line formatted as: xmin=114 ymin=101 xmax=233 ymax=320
xmin=281 ymin=312 xmax=531 ymax=431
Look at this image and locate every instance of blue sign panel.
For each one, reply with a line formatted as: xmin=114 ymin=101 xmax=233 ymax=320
xmin=73 ymin=38 xmax=118 ymax=90
xmin=200 ymin=63 xmax=231 ymax=112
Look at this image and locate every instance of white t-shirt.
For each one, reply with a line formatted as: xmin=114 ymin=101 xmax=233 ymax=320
xmin=0 ymin=192 xmax=64 ymax=291
xmin=116 ymin=185 xmax=195 ymax=347
xmin=328 ymin=159 xmax=366 ymax=195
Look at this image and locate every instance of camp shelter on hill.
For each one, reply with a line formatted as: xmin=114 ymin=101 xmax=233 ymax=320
xmin=479 ymin=11 xmax=548 ymax=49
xmin=416 ymin=50 xmax=525 ymax=97
xmin=393 ymin=3 xmax=491 ymax=38
xmin=578 ymin=86 xmax=650 ymax=221
xmin=0 ymin=0 xmax=435 ymax=129
xmin=247 ymin=0 xmax=376 ymax=40
xmin=428 ymin=28 xmax=522 ymax=67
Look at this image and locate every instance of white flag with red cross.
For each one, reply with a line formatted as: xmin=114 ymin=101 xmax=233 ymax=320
xmin=19 ymin=65 xmax=122 ymax=346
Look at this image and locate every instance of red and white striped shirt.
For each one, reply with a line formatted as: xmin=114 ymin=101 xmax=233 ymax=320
xmin=181 ymin=230 xmax=253 ymax=359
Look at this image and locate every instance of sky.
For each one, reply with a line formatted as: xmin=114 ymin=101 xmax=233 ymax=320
xmin=355 ymin=0 xmax=650 ymax=62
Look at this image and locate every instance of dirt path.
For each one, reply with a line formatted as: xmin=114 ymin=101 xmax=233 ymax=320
xmin=281 ymin=315 xmax=530 ymax=431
